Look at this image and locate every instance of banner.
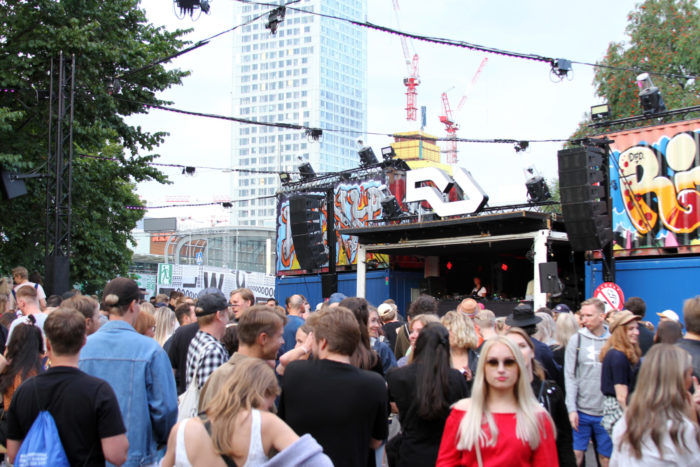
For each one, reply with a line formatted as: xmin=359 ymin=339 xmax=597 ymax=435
xmin=156 ymin=263 xmax=275 ymax=302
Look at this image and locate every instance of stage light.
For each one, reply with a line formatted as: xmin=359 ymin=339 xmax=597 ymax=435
xmin=637 ymin=73 xmax=666 ymax=116
xmin=381 ymin=146 xmax=396 ymax=161
xmin=279 ymin=172 xmax=290 ymax=184
xmin=523 ymin=166 xmax=551 ymax=203
xmin=298 ymin=162 xmax=315 ymax=180
xmin=358 ymin=146 xmax=378 ymax=167
xmin=590 ymin=103 xmax=610 ymax=121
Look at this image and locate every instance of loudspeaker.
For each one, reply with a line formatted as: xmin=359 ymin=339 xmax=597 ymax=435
xmin=321 ymin=273 xmax=338 ymax=298
xmin=0 ymin=170 xmax=28 ymax=200
xmin=45 ymin=255 xmax=70 ymax=296
xmin=558 ymin=146 xmax=612 ymax=251
xmin=289 ymin=195 xmax=327 ymax=270
xmin=538 ymin=262 xmax=563 ymax=295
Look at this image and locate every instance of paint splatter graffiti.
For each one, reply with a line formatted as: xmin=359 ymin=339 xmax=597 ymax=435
xmin=276 ymin=178 xmax=388 ymax=272
xmin=611 ymin=128 xmax=700 ymax=251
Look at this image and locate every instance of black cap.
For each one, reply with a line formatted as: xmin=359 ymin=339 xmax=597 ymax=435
xmin=196 ymin=293 xmax=228 ymax=317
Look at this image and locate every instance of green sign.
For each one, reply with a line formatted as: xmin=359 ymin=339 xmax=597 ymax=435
xmin=158 ymin=264 xmax=173 ymax=286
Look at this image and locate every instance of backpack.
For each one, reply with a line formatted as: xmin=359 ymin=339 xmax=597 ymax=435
xmin=14 ymin=411 xmax=70 ymax=467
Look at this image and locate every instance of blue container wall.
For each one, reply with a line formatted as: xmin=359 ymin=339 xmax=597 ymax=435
xmin=586 ymin=257 xmax=700 ymax=326
xmin=275 ymin=270 xmax=423 ymax=316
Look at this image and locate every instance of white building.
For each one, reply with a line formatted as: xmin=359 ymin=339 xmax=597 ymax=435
xmin=230 ymin=0 xmax=368 ymax=226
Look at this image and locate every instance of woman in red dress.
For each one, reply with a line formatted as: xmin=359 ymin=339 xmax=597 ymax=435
xmin=436 ymin=336 xmax=558 ymax=466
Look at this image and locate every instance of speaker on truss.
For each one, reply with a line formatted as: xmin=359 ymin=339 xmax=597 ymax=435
xmin=289 ymin=195 xmax=328 ymax=271
xmin=0 ymin=170 xmax=28 ymax=200
xmin=321 ymin=273 xmax=338 ymax=298
xmin=539 ymin=262 xmax=564 ymax=295
xmin=45 ymin=255 xmax=70 ymax=296
xmin=557 ymin=146 xmax=613 ymax=251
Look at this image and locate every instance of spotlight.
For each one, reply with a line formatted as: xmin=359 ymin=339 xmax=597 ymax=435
xmin=279 ymin=172 xmax=291 ymax=184
xmin=182 ymin=166 xmax=196 ymax=176
xmin=637 ymin=73 xmax=666 ymax=116
xmin=221 ymin=202 xmax=232 ymax=208
xmin=265 ymin=6 xmax=286 ymax=34
xmin=381 ymin=196 xmax=403 ymax=219
xmin=551 ymin=58 xmax=573 ymax=80
xmin=305 ymin=128 xmax=323 ymax=141
xmin=358 ymin=146 xmax=378 ymax=167
xmin=381 ymin=146 xmax=396 ymax=161
xmin=514 ymin=141 xmax=529 ymax=153
xmin=590 ymin=103 xmax=610 ymax=121
xmin=523 ymin=166 xmax=551 ymax=203
xmin=298 ymin=162 xmax=315 ymax=180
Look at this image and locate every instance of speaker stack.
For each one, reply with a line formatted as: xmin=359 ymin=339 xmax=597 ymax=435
xmin=557 ymin=146 xmax=613 ymax=251
xmin=289 ymin=195 xmax=328 ymax=270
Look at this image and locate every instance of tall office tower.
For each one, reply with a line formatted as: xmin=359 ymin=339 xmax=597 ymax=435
xmin=230 ymin=0 xmax=368 ymax=227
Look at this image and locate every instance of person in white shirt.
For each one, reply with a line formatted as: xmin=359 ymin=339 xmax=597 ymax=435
xmin=11 ymin=266 xmax=46 ymax=310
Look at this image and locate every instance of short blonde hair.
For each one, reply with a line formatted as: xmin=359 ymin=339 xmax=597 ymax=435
xmin=441 ymin=310 xmax=478 ymax=350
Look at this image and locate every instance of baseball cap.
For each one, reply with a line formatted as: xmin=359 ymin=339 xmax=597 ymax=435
xmin=198 ymin=287 xmax=225 ymax=300
xmin=657 ymin=309 xmax=680 ymax=322
xmin=553 ymin=304 xmax=571 ymax=314
xmin=196 ymin=293 xmax=228 ymax=317
xmin=328 ymin=292 xmax=347 ymax=305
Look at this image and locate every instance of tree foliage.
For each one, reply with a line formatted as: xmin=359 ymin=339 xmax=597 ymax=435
xmin=571 ymin=0 xmax=700 ymax=138
xmin=0 ymin=0 xmax=190 ymax=293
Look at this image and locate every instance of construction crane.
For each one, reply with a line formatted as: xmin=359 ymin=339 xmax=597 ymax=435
xmin=392 ymin=0 xmax=420 ymax=121
xmin=439 ymin=57 xmax=488 ymax=164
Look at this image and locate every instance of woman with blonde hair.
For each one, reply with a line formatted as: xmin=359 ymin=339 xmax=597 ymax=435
xmin=133 ymin=309 xmax=156 ymax=338
xmin=436 ymin=336 xmax=557 ymax=466
xmin=441 ymin=311 xmax=479 ymax=386
xmin=162 ymin=358 xmax=331 ymax=467
xmin=154 ymin=306 xmax=179 ymax=347
xmin=610 ymin=344 xmax=700 ymax=465
xmin=599 ymin=310 xmax=641 ymax=435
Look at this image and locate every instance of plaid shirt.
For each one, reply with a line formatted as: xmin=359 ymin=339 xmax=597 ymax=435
xmin=185 ymin=330 xmax=229 ymax=390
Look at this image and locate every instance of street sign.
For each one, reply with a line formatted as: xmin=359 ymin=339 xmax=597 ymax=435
xmin=594 ymin=282 xmax=625 ymax=311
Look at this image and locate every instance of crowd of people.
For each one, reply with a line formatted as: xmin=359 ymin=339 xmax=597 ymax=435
xmin=0 ymin=265 xmax=699 ymax=467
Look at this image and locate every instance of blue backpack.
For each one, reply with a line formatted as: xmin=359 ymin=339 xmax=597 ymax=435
xmin=15 ymin=399 xmax=70 ymax=467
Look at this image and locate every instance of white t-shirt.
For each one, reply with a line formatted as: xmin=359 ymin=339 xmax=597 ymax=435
xmin=7 ymin=313 xmax=48 ymax=343
xmin=610 ymin=415 xmax=700 ymax=466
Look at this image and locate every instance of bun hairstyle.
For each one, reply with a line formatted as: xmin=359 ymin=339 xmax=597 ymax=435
xmin=104 ymin=294 xmax=120 ymax=306
xmin=101 ymin=278 xmax=140 ymax=316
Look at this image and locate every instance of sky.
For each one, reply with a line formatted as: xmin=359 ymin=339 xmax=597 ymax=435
xmin=131 ymin=0 xmax=640 ymax=225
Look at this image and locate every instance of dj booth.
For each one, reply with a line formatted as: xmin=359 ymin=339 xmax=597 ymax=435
xmin=436 ymin=298 xmax=527 ymax=318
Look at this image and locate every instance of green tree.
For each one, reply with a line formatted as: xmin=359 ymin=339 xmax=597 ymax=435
xmin=571 ymin=0 xmax=700 ymax=138
xmin=0 ymin=0 xmax=190 ymax=293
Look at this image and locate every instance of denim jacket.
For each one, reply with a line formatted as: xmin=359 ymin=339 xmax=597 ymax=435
xmin=79 ymin=320 xmax=178 ymax=467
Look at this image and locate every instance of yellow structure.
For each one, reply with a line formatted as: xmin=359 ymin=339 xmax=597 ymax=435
xmin=391 ymin=131 xmax=441 ymax=163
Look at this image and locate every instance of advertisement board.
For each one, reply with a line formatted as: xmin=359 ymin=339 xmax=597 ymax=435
xmin=156 ymin=263 xmax=274 ymax=302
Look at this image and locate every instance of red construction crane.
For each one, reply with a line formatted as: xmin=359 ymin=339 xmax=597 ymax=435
xmin=439 ymin=57 xmax=488 ymax=164
xmin=392 ymin=0 xmax=420 ymax=121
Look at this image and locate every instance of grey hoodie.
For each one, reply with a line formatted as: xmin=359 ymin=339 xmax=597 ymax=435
xmin=564 ymin=326 xmax=610 ymax=416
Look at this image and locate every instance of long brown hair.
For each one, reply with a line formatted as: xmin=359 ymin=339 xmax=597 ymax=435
xmin=205 ymin=358 xmax=280 ymax=457
xmin=599 ymin=322 xmax=641 ymax=365
xmin=618 ymin=344 xmax=700 ymax=459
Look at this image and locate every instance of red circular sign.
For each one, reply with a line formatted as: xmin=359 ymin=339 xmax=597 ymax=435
xmin=593 ymin=282 xmax=625 ymax=311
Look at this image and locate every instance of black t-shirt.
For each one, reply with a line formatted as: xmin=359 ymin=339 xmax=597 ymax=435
xmin=386 ymin=364 xmax=468 ymax=467
xmin=600 ymin=348 xmax=639 ymax=397
xmin=279 ymin=359 xmax=388 ymax=467
xmin=167 ymin=322 xmax=199 ymax=394
xmin=7 ymin=366 xmax=125 ymax=466
xmin=677 ymin=338 xmax=700 ymax=382
xmin=638 ymin=324 xmax=654 ymax=356
xmin=382 ymin=321 xmax=403 ymax=354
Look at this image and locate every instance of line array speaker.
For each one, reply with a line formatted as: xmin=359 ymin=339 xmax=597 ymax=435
xmin=558 ymin=146 xmax=613 ymax=251
xmin=289 ymin=195 xmax=328 ymax=270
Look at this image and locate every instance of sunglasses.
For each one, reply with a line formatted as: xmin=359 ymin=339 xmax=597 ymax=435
xmin=485 ymin=358 xmax=517 ymax=368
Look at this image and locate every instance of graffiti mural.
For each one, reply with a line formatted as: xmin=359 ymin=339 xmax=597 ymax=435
xmin=276 ymin=177 xmax=388 ymax=272
xmin=610 ymin=127 xmax=700 ymax=251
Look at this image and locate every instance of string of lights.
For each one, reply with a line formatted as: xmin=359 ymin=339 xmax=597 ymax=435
xmin=235 ymin=0 xmax=698 ymax=81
